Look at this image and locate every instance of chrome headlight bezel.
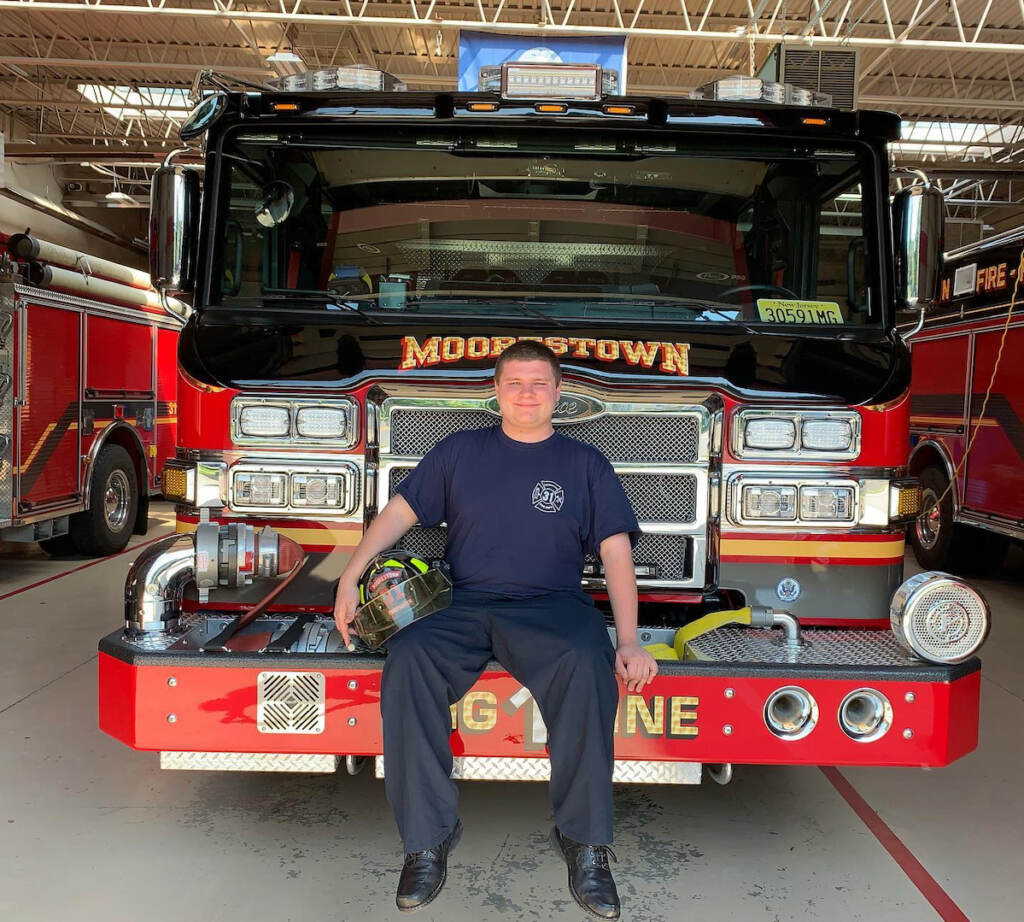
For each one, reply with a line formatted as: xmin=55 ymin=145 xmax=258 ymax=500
xmin=231 ymin=397 xmax=359 ymax=448
xmin=227 ymin=461 xmax=360 ymax=515
xmin=729 ymin=473 xmax=860 ymax=528
xmin=732 ymin=409 xmax=861 ymax=460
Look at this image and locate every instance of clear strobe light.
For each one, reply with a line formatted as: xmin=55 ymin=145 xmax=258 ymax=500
xmin=238 ymin=405 xmax=290 ymax=438
xmin=744 ymin=417 xmax=797 ymax=450
xmin=295 ymin=406 xmax=349 ymax=439
xmin=802 ymin=418 xmax=854 ymax=451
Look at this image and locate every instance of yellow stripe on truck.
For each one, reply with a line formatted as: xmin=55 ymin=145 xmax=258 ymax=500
xmin=720 ymin=537 xmax=905 ymax=559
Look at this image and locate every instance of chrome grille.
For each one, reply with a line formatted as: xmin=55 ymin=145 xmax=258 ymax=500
xmin=587 ymin=533 xmax=689 ymax=580
xmin=618 ymin=473 xmax=697 ymax=524
xmin=396 ymin=525 xmax=446 ymax=561
xmin=391 ymin=468 xmax=697 ymax=525
xmin=388 ymin=408 xmax=700 ymax=463
xmin=380 ymin=393 xmax=710 ymax=589
xmin=389 ymin=409 xmax=497 ymax=455
xmin=397 ymin=526 xmax=689 ymax=581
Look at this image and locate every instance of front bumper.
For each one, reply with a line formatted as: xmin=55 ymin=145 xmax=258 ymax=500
xmin=99 ymin=628 xmax=980 ymax=768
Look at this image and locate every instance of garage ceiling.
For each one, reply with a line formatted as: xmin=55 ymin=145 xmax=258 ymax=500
xmin=2 ymin=0 xmax=1023 ymax=236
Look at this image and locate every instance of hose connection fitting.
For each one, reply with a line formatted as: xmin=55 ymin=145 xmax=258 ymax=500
xmin=124 ymin=521 xmax=305 ymax=637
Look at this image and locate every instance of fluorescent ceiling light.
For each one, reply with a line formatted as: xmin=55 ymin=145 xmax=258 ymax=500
xmin=77 ymin=83 xmax=191 ymax=122
xmin=266 ymin=51 xmax=304 ymax=63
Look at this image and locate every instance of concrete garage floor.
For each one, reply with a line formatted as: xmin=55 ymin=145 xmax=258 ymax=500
xmin=0 ymin=502 xmax=1020 ymax=922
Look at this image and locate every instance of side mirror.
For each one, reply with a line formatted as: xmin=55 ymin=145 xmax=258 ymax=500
xmin=149 ymin=165 xmax=200 ymax=298
xmin=893 ymin=183 xmax=944 ymax=313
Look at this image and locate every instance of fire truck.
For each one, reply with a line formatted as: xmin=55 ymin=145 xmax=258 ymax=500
xmin=908 ymin=226 xmax=1024 ymax=572
xmin=0 ymin=232 xmax=180 ymax=555
xmin=99 ymin=66 xmax=987 ymax=782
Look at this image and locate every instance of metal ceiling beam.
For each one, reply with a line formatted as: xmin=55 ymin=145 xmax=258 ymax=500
xmin=895 ymin=162 xmax=1024 ymax=180
xmin=4 ymin=143 xmax=187 ymax=159
xmin=861 ymin=95 xmax=1024 ymax=114
xmin=0 ymin=56 xmax=271 ymax=77
xmin=0 ymin=3 xmax=1022 ymax=56
xmin=0 ymin=98 xmax=190 ymax=111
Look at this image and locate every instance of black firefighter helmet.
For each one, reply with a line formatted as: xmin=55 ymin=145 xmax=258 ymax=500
xmin=353 ymin=550 xmax=452 ymax=649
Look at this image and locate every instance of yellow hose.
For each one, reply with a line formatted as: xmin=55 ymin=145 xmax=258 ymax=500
xmin=640 ymin=608 xmax=756 ymax=661
xmin=672 ymin=607 xmax=753 ymax=660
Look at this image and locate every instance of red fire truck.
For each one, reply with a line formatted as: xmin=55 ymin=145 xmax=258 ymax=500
xmin=907 ymin=227 xmax=1024 ymax=572
xmin=0 ymin=232 xmax=180 ymax=555
xmin=99 ymin=67 xmax=987 ymax=782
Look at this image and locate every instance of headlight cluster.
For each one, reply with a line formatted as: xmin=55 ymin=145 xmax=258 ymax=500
xmin=733 ymin=477 xmax=857 ymax=526
xmin=734 ymin=409 xmax=860 ymax=459
xmin=231 ymin=398 xmax=358 ymax=447
xmin=231 ymin=465 xmax=357 ymax=513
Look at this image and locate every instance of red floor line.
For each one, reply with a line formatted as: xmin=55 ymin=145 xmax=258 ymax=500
xmin=0 ymin=531 xmax=170 ymax=603
xmin=820 ymin=766 xmax=970 ymax=922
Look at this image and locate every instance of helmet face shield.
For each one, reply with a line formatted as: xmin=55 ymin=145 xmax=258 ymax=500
xmin=353 ymin=559 xmax=452 ymax=649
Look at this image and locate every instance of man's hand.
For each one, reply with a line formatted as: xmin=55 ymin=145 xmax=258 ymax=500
xmin=333 ymin=579 xmax=360 ymax=646
xmin=615 ymin=642 xmax=659 ymax=693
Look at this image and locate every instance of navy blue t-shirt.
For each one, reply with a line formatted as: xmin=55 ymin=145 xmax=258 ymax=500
xmin=396 ymin=426 xmax=640 ymax=598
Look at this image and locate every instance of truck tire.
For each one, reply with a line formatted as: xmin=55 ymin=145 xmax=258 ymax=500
xmin=911 ymin=464 xmax=1008 ymax=574
xmin=69 ymin=444 xmax=138 ymax=557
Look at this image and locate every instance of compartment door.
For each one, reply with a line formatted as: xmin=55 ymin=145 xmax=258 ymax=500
xmin=18 ymin=301 xmax=82 ymax=509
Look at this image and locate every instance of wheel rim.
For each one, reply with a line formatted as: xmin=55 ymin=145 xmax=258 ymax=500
xmin=916 ymin=486 xmax=942 ymax=550
xmin=103 ymin=469 xmax=131 ymax=531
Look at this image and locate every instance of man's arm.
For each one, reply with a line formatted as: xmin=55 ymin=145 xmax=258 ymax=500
xmin=333 ymin=494 xmax=419 ymax=644
xmin=600 ymin=532 xmax=658 ymax=693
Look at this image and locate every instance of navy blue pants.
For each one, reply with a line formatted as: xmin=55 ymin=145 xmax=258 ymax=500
xmin=381 ymin=589 xmax=619 ymax=853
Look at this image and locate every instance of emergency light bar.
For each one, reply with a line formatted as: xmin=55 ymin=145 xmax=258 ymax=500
xmin=267 ymin=64 xmax=407 ymax=94
xmin=500 ymin=63 xmax=603 ymax=102
xmin=478 ymin=63 xmax=618 ymax=100
xmin=693 ymin=76 xmax=832 ymax=108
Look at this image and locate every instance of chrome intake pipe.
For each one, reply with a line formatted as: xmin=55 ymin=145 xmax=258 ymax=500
xmin=125 ymin=533 xmax=196 ymax=635
xmin=124 ymin=524 xmax=306 ymax=637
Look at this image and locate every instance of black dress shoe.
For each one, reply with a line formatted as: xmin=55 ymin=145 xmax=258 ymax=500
xmin=395 ymin=819 xmax=463 ymax=912
xmin=550 ymin=826 xmax=621 ymax=921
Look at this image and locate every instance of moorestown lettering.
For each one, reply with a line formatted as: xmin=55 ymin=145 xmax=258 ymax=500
xmin=399 ymin=335 xmax=442 ymax=370
xmin=399 ymin=335 xmax=690 ymax=376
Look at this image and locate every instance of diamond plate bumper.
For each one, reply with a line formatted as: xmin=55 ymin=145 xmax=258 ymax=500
xmin=375 ymin=756 xmax=702 ymax=784
xmin=160 ymin=751 xmax=339 ymax=772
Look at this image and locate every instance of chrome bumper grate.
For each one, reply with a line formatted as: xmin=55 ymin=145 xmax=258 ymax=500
xmin=257 ymin=671 xmax=326 ymax=734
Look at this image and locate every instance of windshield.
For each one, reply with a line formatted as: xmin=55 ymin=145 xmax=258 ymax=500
xmin=211 ymin=125 xmax=880 ymax=327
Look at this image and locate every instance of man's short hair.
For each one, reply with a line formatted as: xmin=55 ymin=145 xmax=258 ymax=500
xmin=494 ymin=341 xmax=562 ymax=383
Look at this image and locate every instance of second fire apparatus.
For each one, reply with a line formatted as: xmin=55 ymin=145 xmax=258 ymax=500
xmin=0 ymin=233 xmax=180 ymax=555
xmin=908 ymin=226 xmax=1024 ymax=572
xmin=99 ymin=66 xmax=987 ymax=782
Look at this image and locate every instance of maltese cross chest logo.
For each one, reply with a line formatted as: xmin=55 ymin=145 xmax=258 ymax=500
xmin=532 ymin=480 xmax=565 ymax=513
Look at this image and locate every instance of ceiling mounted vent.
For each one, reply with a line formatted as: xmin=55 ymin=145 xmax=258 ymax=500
xmin=758 ymin=45 xmax=859 ymax=110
